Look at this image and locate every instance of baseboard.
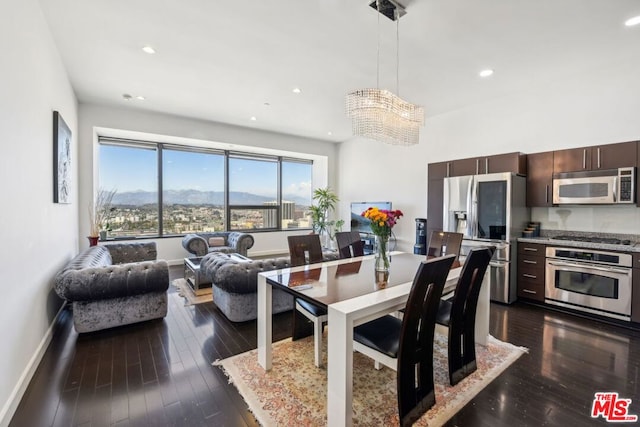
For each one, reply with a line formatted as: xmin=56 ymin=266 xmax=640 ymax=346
xmin=0 ymin=302 xmax=67 ymax=427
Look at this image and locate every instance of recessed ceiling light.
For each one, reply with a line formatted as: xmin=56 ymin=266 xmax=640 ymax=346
xmin=327 ymin=131 xmax=333 ymax=136
xmin=479 ymin=69 xmax=494 ymax=78
xmin=625 ymin=16 xmax=640 ymax=27
xmin=122 ymin=93 xmax=132 ymax=100
xmin=136 ymin=96 xmax=145 ymax=101
xmin=142 ymin=46 xmax=156 ymax=54
xmin=292 ymin=88 xmax=302 ymax=94
xmin=250 ymin=116 xmax=257 ymax=121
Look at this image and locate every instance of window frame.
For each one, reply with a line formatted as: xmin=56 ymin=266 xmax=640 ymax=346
xmin=97 ymin=137 xmax=313 ymax=237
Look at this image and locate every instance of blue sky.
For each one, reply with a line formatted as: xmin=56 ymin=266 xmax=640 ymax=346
xmin=100 ymin=145 xmax=312 ymax=202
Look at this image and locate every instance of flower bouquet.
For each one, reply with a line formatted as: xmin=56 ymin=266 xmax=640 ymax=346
xmin=361 ymin=207 xmax=404 ymax=285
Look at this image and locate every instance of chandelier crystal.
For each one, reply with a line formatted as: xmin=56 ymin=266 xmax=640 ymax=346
xmin=346 ymin=88 xmax=424 ymax=146
xmin=345 ymin=0 xmax=424 ymax=146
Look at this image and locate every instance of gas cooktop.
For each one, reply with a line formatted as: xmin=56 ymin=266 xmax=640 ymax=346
xmin=552 ymin=235 xmax=632 ymax=246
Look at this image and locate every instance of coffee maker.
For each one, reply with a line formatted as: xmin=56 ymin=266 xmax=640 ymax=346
xmin=413 ymin=218 xmax=427 ymax=255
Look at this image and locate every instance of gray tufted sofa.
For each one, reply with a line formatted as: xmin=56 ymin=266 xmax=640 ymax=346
xmin=54 ymin=242 xmax=169 ymax=333
xmin=200 ymin=251 xmax=339 ymax=322
xmin=182 ymin=232 xmax=254 ymax=257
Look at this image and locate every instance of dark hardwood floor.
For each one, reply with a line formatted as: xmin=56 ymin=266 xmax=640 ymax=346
xmin=10 ymin=266 xmax=640 ymax=426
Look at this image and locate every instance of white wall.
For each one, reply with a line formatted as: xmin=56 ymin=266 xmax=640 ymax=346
xmin=78 ymin=104 xmax=339 ymax=262
xmin=338 ymin=55 xmax=640 ymax=248
xmin=0 ymin=1 xmax=78 ymax=425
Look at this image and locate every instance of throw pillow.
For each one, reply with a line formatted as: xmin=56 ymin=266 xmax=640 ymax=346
xmin=209 ymin=237 xmax=225 ymax=247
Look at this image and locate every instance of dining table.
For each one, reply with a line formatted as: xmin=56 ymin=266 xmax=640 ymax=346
xmin=257 ymin=251 xmax=490 ymax=427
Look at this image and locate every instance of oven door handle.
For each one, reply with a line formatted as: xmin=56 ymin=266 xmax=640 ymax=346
xmin=547 ymin=260 xmax=631 ymax=275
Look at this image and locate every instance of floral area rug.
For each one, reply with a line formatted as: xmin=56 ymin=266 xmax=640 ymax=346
xmin=215 ymin=331 xmax=527 ymax=426
xmin=171 ymin=278 xmax=212 ymax=306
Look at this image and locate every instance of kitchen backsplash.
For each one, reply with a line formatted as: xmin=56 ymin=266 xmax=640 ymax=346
xmin=531 ymin=206 xmax=640 ymax=235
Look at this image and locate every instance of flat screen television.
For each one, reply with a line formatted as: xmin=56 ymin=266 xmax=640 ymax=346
xmin=350 ymin=201 xmax=392 ymax=234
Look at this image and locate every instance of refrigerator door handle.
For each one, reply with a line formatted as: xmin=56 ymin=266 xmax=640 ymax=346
xmin=469 ymin=177 xmax=478 ymax=239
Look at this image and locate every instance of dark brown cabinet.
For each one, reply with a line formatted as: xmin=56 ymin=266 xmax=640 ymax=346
xmin=553 ymin=141 xmax=637 ymax=173
xmin=432 ymin=152 xmax=527 ymax=179
xmin=632 ymin=253 xmax=640 ymax=323
xmin=526 ymin=151 xmax=554 ymax=207
xmin=477 ymin=152 xmax=527 ymax=175
xmin=517 ymin=242 xmax=546 ymax=302
xmin=427 ymin=163 xmax=445 ymax=240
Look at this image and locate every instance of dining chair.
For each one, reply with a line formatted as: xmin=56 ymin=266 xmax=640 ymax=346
xmin=427 ymin=231 xmax=463 ymax=267
xmin=352 ymin=254 xmax=456 ymax=427
xmin=335 ymin=230 xmax=365 ymax=258
xmin=287 ymin=234 xmax=327 ymax=367
xmin=436 ymin=246 xmax=494 ymax=386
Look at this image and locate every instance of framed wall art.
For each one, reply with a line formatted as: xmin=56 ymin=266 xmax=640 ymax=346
xmin=53 ymin=110 xmax=72 ymax=204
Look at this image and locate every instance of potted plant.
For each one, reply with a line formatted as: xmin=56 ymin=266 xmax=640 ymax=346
xmin=88 ymin=188 xmax=117 ymax=245
xmin=310 ymin=187 xmax=340 ymax=248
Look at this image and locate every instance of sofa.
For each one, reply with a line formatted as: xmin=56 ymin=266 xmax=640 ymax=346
xmin=182 ymin=232 xmax=254 ymax=257
xmin=54 ymin=242 xmax=169 ymax=333
xmin=200 ymin=251 xmax=339 ymax=322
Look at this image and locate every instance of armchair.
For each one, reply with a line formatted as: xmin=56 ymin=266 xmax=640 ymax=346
xmin=182 ymin=231 xmax=254 ymax=257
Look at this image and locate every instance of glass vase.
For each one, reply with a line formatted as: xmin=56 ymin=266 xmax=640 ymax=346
xmin=374 ymin=234 xmax=390 ymax=288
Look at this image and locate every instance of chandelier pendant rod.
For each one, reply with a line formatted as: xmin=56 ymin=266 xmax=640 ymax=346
xmin=396 ymin=9 xmax=400 ymax=96
xmin=376 ymin=0 xmax=381 ymax=89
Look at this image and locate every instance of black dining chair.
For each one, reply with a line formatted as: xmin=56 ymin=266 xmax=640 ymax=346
xmin=427 ymin=231 xmax=463 ymax=267
xmin=335 ymin=231 xmax=365 ymax=259
xmin=287 ymin=235 xmax=327 ymax=367
xmin=436 ymin=246 xmax=495 ymax=386
xmin=352 ymin=254 xmax=456 ymax=427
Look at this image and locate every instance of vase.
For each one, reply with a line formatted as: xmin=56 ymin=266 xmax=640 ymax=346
xmin=374 ymin=234 xmax=390 ymax=288
xmin=88 ymin=236 xmax=99 ymax=247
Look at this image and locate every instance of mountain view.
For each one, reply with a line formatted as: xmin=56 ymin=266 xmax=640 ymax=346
xmin=112 ymin=189 xmax=311 ymax=206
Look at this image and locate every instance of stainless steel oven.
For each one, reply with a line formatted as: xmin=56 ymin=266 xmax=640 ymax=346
xmin=545 ymin=247 xmax=632 ymax=321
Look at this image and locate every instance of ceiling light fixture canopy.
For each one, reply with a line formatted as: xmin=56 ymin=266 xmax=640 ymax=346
xmin=346 ymin=0 xmax=424 ymax=146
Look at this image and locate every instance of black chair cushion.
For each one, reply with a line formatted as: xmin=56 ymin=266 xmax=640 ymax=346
xmin=354 ymin=315 xmax=403 ymax=359
xmin=297 ymin=298 xmax=327 ymax=317
xmin=436 ymin=299 xmax=453 ymax=327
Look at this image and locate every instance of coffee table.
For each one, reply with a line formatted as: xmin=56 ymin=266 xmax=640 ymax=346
xmin=185 ymin=253 xmax=252 ymax=296
xmin=184 ymin=257 xmax=211 ymax=296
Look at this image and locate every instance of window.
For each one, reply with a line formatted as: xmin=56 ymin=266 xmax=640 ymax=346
xmin=281 ymin=159 xmax=313 ymax=229
xmin=162 ymin=147 xmax=225 ymax=235
xmin=99 ymin=143 xmax=158 ymax=238
xmin=228 ymin=154 xmax=278 ymax=230
xmin=97 ymin=138 xmax=314 ymax=237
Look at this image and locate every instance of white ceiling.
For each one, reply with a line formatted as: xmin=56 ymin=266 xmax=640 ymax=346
xmin=38 ymin=0 xmax=640 ymax=143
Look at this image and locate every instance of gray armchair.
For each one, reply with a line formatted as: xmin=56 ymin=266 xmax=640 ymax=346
xmin=54 ymin=242 xmax=169 ymax=333
xmin=182 ymin=232 xmax=254 ymax=257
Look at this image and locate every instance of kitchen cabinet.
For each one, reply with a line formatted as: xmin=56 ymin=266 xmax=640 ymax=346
xmin=632 ymin=253 xmax=640 ymax=323
xmin=553 ymin=141 xmax=637 ymax=173
xmin=427 ymin=163 xmax=445 ymax=240
xmin=517 ymin=242 xmax=545 ymax=302
xmin=477 ymin=152 xmax=527 ymax=175
xmin=432 ymin=152 xmax=527 ymax=179
xmin=526 ymin=151 xmax=554 ymax=207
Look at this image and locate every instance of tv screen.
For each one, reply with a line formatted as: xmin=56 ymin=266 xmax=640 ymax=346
xmin=350 ymin=201 xmax=392 ymax=234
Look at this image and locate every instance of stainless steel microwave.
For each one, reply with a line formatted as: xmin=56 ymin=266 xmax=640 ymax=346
xmin=552 ymin=167 xmax=635 ymax=204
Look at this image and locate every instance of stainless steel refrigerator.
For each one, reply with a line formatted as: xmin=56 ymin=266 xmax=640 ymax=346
xmin=443 ymin=172 xmax=530 ymax=303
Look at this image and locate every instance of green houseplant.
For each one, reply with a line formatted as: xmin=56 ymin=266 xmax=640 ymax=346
xmin=310 ymin=187 xmax=342 ymax=248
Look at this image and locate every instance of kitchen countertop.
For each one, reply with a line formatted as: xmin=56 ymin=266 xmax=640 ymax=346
xmin=518 ymin=236 xmax=640 ymax=253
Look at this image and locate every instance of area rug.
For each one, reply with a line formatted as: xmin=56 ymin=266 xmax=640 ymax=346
xmin=215 ymin=332 xmax=527 ymax=426
xmin=171 ymin=278 xmax=212 ymax=306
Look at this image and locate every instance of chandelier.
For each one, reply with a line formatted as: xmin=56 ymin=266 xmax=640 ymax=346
xmin=346 ymin=0 xmax=424 ymax=146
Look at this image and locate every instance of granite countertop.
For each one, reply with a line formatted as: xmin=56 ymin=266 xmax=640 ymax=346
xmin=518 ymin=236 xmax=640 ymax=253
